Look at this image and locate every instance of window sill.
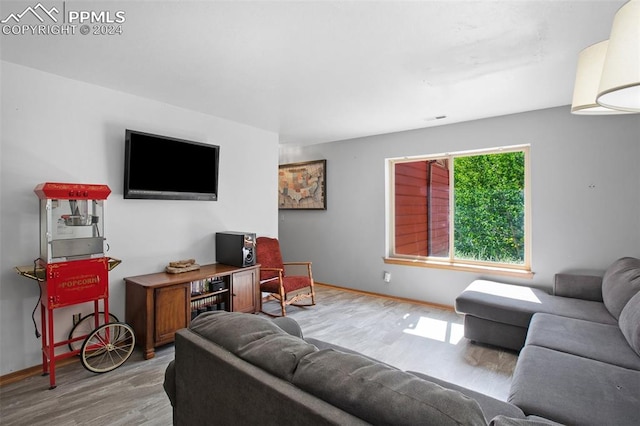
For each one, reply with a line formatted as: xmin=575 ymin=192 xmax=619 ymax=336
xmin=383 ymin=257 xmax=534 ymax=279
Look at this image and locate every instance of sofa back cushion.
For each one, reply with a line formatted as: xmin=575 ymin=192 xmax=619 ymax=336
xmin=602 ymin=257 xmax=640 ymax=320
xmin=619 ymin=291 xmax=640 ymax=357
xmin=190 ymin=311 xmax=317 ymax=381
xmin=293 ymin=349 xmax=487 ymax=426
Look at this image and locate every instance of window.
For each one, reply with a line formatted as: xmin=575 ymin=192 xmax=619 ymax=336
xmin=386 ymin=145 xmax=531 ymax=277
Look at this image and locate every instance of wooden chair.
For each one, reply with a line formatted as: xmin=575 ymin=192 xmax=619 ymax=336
xmin=255 ymin=236 xmax=316 ymax=317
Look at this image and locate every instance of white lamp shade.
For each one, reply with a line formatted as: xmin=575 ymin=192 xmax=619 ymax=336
xmin=571 ymin=41 xmax=628 ymax=114
xmin=597 ymin=0 xmax=640 ymax=112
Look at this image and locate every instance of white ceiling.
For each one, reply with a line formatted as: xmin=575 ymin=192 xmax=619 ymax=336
xmin=0 ymin=0 xmax=626 ymax=145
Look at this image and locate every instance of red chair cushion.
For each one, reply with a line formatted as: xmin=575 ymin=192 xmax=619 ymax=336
xmin=282 ymin=276 xmax=312 ymax=292
xmin=260 ymin=278 xmax=282 ymax=294
xmin=256 ymin=237 xmax=285 ymax=281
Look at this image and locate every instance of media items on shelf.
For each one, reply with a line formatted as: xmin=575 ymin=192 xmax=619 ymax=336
xmin=189 ymin=277 xmax=227 ymax=319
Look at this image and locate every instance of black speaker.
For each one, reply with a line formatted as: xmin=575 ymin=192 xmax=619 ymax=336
xmin=215 ymin=232 xmax=256 ymax=267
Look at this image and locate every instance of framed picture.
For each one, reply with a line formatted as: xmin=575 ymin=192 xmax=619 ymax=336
xmin=278 ymin=160 xmax=327 ymax=210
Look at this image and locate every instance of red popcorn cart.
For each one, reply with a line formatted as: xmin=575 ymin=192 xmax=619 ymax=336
xmin=16 ymin=183 xmax=135 ymax=389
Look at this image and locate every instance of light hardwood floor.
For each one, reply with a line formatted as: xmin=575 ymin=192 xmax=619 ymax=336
xmin=0 ymin=285 xmax=517 ymax=425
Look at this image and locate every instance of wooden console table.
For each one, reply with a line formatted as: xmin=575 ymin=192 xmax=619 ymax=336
xmin=125 ymin=263 xmax=260 ymax=359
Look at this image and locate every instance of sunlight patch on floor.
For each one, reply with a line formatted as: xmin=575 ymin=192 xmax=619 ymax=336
xmin=403 ymin=316 xmax=464 ymax=344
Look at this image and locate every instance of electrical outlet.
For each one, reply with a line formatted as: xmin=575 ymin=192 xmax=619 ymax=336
xmin=383 ymin=271 xmax=391 ymax=283
xmin=73 ymin=313 xmax=82 ymax=325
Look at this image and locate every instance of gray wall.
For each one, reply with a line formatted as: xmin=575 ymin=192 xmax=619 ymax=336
xmin=0 ymin=61 xmax=279 ymax=375
xmin=279 ymin=107 xmax=640 ymax=306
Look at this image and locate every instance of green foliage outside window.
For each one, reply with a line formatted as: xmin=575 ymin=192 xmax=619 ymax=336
xmin=453 ymin=152 xmax=525 ymax=264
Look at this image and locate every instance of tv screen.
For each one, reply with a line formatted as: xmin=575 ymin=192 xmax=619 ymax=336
xmin=124 ymin=129 xmax=219 ymax=201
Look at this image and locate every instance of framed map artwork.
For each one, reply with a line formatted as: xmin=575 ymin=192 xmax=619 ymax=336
xmin=278 ymin=160 xmax=327 ymax=210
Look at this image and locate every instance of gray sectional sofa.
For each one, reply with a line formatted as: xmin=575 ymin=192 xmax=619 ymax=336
xmin=455 ymin=257 xmax=640 ymax=425
xmin=164 ymin=311 xmax=558 ymax=426
xmin=163 ymin=257 xmax=639 ymax=425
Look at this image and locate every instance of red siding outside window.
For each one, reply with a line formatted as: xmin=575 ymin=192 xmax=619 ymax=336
xmin=394 ymin=160 xmax=450 ymax=257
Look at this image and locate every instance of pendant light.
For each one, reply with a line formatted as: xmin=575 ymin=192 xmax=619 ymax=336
xmin=571 ymin=0 xmax=639 ymax=114
xmin=571 ymin=41 xmax=629 ymax=114
xmin=596 ymin=0 xmax=640 ymax=112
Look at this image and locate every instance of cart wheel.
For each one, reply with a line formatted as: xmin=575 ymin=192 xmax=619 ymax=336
xmin=68 ymin=312 xmax=120 ymax=352
xmin=80 ymin=322 xmax=135 ymax=374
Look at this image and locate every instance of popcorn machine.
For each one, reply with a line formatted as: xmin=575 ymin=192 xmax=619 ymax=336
xmin=16 ymin=183 xmax=135 ymax=389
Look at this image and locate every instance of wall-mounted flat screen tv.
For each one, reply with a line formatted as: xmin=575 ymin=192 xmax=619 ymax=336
xmin=124 ymin=129 xmax=219 ymax=201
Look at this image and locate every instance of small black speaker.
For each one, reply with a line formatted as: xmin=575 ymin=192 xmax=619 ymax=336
xmin=216 ymin=232 xmax=256 ymax=267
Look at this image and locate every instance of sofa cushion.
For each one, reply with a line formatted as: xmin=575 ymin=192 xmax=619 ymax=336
xmin=553 ymin=273 xmax=603 ymax=301
xmin=509 ymin=345 xmax=640 ymax=426
xmin=619 ymin=291 xmax=640 ymax=357
xmin=489 ymin=415 xmax=564 ymax=426
xmin=272 ymin=316 xmax=305 ymax=338
xmin=462 ymin=314 xmax=529 ymax=351
xmin=190 ymin=311 xmax=317 ymax=381
xmin=601 ymin=257 xmax=640 ymax=319
xmin=304 ymin=336 xmax=397 ymax=368
xmin=526 ymin=313 xmax=640 ymax=370
xmin=456 ymin=280 xmax=616 ymax=328
xmin=293 ymin=349 xmax=487 ymax=426
xmin=409 ymin=370 xmax=526 ymax=422
xmin=455 ymin=281 xmax=550 ymax=328
xmin=306 ymin=333 xmax=516 ymax=421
